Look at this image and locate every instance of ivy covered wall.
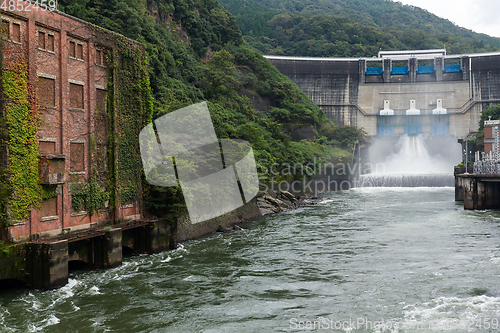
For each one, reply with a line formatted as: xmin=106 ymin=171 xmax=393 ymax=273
xmin=0 ymin=10 xmax=153 ymax=240
xmin=0 ymin=43 xmax=42 ymax=228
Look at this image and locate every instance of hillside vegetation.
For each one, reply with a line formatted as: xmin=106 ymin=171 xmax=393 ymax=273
xmin=219 ymin=0 xmax=500 ymax=57
xmin=56 ymin=0 xmax=360 ymax=217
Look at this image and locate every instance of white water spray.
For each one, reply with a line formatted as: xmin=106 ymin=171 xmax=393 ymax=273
xmin=359 ymin=135 xmax=462 ymax=187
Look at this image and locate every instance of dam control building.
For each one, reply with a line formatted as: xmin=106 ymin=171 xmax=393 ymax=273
xmin=266 ymin=49 xmax=500 ymax=140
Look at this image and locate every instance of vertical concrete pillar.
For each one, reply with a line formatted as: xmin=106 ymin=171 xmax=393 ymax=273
xmin=462 ymin=56 xmax=470 ymax=81
xmin=462 ymin=177 xmax=497 ymax=210
xmin=103 ymin=228 xmax=122 ymax=268
xmin=383 ymin=58 xmax=391 ymax=83
xmin=476 ymin=181 xmax=485 ymax=209
xmin=28 ymin=240 xmax=68 ymax=290
xmin=0 ymin=244 xmax=28 ymax=284
xmin=147 ymin=219 xmax=176 ymax=253
xmin=435 ymin=57 xmax=443 ymax=81
xmin=121 ymin=225 xmax=148 ymax=254
xmin=76 ymin=229 xmax=122 ymax=269
xmin=463 ymin=177 xmax=476 ymax=209
xmin=359 ymin=59 xmax=365 ymax=83
xmin=409 ymin=57 xmax=417 ymax=82
xmin=455 ymin=176 xmax=464 ymax=201
xmin=482 ymin=181 xmax=500 ymax=209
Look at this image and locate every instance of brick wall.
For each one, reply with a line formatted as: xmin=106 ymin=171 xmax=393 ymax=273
xmin=1 ymin=2 xmax=144 ymax=241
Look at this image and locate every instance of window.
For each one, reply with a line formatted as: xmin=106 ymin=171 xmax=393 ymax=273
xmin=2 ymin=20 xmax=9 ymax=39
xmin=69 ymin=40 xmax=84 ymax=60
xmin=38 ymin=31 xmax=55 ymax=52
xmin=76 ymin=44 xmax=83 ymax=59
xmin=70 ymin=142 xmax=85 ymax=172
xmin=12 ymin=23 xmax=20 ymax=43
xmin=69 ymin=41 xmax=75 ymax=57
xmin=38 ymin=77 xmax=55 ymax=106
xmin=96 ymin=49 xmax=102 ymax=65
xmin=102 ymin=50 xmax=108 ymax=66
xmin=39 ymin=141 xmax=56 ymax=153
xmin=40 ymin=196 xmax=57 ymax=218
xmin=96 ymin=89 xmax=107 ymax=113
xmin=95 ymin=112 xmax=107 ymax=143
xmin=70 ymin=83 xmax=84 ymax=109
xmin=47 ymin=34 xmax=54 ymax=52
xmin=38 ymin=31 xmax=45 ymax=49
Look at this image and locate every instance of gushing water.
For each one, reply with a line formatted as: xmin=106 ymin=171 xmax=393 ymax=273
xmin=359 ymin=135 xmax=461 ymax=187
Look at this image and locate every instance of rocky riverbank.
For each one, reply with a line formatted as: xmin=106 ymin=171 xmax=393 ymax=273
xmin=215 ymin=189 xmax=311 ymax=233
xmin=256 ymin=189 xmax=308 ymax=215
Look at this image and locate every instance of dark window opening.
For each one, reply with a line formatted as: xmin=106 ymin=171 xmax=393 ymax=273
xmin=70 ymin=142 xmax=85 ymax=172
xmin=12 ymin=23 xmax=20 ymax=43
xmin=47 ymin=34 xmax=54 ymax=52
xmin=96 ymin=89 xmax=107 ymax=113
xmin=40 ymin=196 xmax=57 ymax=217
xmin=38 ymin=31 xmax=45 ymax=49
xmin=1 ymin=20 xmax=9 ymax=39
xmin=69 ymin=41 xmax=75 ymax=57
xmin=76 ymin=43 xmax=83 ymax=60
xmin=39 ymin=141 xmax=56 ymax=153
xmin=38 ymin=77 xmax=55 ymax=106
xmin=70 ymin=83 xmax=84 ymax=109
xmin=96 ymin=49 xmax=102 ymax=65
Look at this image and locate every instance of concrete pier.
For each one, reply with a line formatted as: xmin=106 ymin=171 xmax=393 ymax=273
xmin=0 ymin=218 xmax=174 ymax=290
xmin=1 ymin=198 xmax=263 ymax=290
xmin=455 ymin=174 xmax=500 ymax=209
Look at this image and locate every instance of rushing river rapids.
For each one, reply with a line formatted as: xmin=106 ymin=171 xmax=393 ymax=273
xmin=1 ymin=188 xmax=500 ymax=332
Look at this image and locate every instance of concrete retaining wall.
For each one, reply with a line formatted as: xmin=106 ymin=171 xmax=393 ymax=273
xmin=176 ymin=197 xmax=262 ymax=242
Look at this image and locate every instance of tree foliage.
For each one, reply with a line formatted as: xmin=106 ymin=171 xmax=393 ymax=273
xmin=56 ymin=0 xmax=360 ymax=218
xmin=219 ymin=0 xmax=500 ymax=57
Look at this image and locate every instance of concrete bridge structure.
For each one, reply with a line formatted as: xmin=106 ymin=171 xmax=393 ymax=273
xmin=266 ymin=50 xmax=500 ymax=139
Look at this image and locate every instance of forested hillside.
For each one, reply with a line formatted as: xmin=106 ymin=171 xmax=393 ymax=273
xmin=56 ymin=0 xmax=360 ymax=217
xmin=219 ymin=0 xmax=500 ymax=57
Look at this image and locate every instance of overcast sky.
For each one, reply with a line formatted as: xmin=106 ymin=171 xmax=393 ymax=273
xmin=397 ymin=0 xmax=500 ymax=38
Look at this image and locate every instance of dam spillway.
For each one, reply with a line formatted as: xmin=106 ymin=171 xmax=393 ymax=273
xmin=266 ymin=50 xmax=500 ymax=140
xmin=358 ymin=134 xmax=461 ymax=188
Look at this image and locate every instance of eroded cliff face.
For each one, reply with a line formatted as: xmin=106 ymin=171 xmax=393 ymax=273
xmin=147 ymin=0 xmax=190 ymax=44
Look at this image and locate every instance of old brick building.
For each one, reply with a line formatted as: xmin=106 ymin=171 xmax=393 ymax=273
xmin=1 ymin=1 xmax=150 ymax=242
xmin=483 ymin=118 xmax=500 ymax=155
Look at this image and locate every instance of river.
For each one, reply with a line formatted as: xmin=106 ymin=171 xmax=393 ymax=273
xmin=1 ymin=187 xmax=500 ymax=332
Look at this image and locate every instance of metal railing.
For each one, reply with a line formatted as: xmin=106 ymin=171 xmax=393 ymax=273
xmin=473 ymin=151 xmax=500 ymax=174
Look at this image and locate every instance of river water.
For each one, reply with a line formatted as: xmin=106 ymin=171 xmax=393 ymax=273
xmin=1 ymin=187 xmax=500 ymax=332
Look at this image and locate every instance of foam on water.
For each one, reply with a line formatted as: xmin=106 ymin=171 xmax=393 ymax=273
xmin=398 ymin=295 xmax=500 ymax=332
xmin=27 ymin=314 xmax=59 ymax=332
xmin=359 ymin=135 xmax=460 ymax=187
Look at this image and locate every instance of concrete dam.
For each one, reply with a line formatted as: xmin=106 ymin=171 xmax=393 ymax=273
xmin=266 ymin=49 xmax=500 ymax=140
xmin=266 ymin=49 xmax=500 ymax=185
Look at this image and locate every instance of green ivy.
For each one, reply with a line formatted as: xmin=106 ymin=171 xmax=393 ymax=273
xmin=40 ymin=185 xmax=58 ymax=202
xmin=70 ymin=173 xmax=110 ymax=216
xmin=0 ymin=55 xmax=42 ymax=224
xmin=113 ymin=37 xmax=153 ymax=206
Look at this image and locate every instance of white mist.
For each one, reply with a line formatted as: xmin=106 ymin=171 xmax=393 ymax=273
xmin=359 ymin=135 xmax=462 ymax=187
